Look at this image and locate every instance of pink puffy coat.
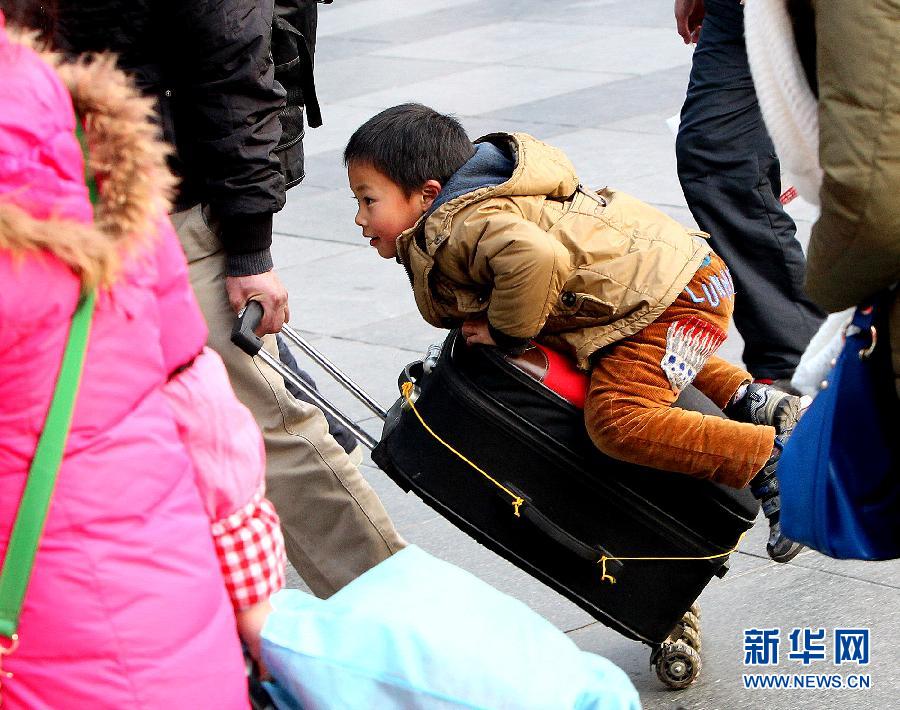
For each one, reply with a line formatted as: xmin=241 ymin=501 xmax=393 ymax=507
xmin=0 ymin=19 xmax=250 ymax=709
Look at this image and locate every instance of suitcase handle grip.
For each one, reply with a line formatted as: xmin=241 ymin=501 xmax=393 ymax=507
xmin=511 ymin=489 xmax=624 ymax=576
xmin=399 ymin=360 xmax=423 ymax=389
xmin=231 ymin=300 xmax=265 ymax=356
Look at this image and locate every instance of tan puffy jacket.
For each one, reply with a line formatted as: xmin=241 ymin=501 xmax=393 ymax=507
xmin=396 ymin=133 xmax=711 ymax=369
xmin=810 ymin=0 xmax=900 ymax=396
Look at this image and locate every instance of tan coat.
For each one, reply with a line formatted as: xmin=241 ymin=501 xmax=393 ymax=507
xmin=396 ymin=133 xmax=712 ymax=369
xmin=809 ymin=0 xmax=900 ymax=396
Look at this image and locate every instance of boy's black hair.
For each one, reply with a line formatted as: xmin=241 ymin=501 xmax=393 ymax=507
xmin=344 ymin=103 xmax=475 ymax=194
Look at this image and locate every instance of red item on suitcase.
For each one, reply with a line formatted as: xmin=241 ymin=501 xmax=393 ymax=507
xmin=505 ymin=342 xmax=588 ymax=410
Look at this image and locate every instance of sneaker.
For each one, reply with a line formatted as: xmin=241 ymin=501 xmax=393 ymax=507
xmin=750 ymin=435 xmax=805 ymax=563
xmin=728 ymin=383 xmax=805 ymax=434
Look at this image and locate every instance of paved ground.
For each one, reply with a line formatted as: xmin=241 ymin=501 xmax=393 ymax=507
xmin=274 ymin=1 xmax=900 ymax=707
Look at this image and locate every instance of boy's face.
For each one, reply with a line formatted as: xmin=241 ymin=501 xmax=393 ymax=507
xmin=348 ymin=161 xmax=438 ymax=259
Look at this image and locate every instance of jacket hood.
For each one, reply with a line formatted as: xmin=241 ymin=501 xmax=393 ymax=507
xmin=474 ymin=133 xmax=579 ymax=202
xmin=397 ymin=132 xmax=580 ymax=257
xmin=426 ymin=141 xmax=515 ymax=217
xmin=0 ymin=21 xmax=175 ymax=288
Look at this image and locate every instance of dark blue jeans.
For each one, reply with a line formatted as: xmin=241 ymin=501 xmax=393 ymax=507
xmin=675 ymin=0 xmax=824 ymax=380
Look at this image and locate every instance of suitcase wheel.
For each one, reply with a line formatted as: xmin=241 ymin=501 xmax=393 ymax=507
xmin=681 ymin=610 xmax=701 ymax=633
xmin=653 ymin=641 xmax=702 ymax=690
xmin=680 ymin=625 xmax=701 ymax=654
xmin=664 ymin=609 xmax=702 ymax=654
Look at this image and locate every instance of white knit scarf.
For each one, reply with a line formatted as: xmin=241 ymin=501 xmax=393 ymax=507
xmin=744 ymin=0 xmax=822 ymax=205
xmin=746 ymin=1 xmax=857 ymax=396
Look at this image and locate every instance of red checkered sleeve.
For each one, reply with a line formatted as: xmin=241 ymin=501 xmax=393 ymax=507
xmin=210 ymin=486 xmax=286 ymax=610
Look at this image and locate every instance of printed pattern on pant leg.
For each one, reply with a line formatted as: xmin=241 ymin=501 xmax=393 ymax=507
xmin=661 ymin=316 xmax=726 ymax=393
xmin=211 ymin=486 xmax=286 ymax=610
xmin=681 ymin=264 xmax=736 ymax=313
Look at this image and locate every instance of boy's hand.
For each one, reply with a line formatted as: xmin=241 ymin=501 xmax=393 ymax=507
xmin=461 ymin=316 xmax=497 ymax=347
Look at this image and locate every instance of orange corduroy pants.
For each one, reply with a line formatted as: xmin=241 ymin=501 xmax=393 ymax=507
xmin=584 ymin=254 xmax=775 ymax=489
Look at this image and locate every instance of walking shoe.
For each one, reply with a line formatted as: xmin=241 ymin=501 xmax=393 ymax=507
xmin=750 ymin=435 xmax=804 ymax=563
xmin=728 ymin=382 xmax=806 ymax=434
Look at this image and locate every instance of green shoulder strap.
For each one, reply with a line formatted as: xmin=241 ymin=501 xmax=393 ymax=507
xmin=0 ymin=121 xmax=97 ymax=642
xmin=0 ymin=293 xmax=95 ymax=640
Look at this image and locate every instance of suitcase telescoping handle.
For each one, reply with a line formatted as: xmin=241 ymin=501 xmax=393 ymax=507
xmin=280 ymin=322 xmax=388 ymax=421
xmin=233 ymin=300 xmax=387 ymax=420
xmin=230 ymin=301 xmax=384 ymax=451
xmin=395 ymin=339 xmax=445 ymax=402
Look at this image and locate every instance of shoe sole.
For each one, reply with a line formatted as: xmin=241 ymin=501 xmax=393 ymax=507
xmin=768 ymin=542 xmax=805 ymax=563
xmin=774 ymin=397 xmax=803 ymax=434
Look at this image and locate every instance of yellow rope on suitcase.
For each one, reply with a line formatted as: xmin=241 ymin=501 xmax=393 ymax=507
xmin=401 ymin=382 xmax=524 ymax=516
xmin=400 ymin=381 xmax=746 ymax=584
xmin=596 ymin=532 xmax=746 ymax=585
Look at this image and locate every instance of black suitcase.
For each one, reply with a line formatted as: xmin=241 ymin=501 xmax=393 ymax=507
xmin=232 ymin=305 xmax=759 ymax=689
xmin=372 ymin=330 xmax=759 ymax=688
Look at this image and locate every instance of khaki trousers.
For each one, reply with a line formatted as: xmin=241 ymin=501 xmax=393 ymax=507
xmin=584 ymin=254 xmax=775 ymax=489
xmin=172 ymin=205 xmax=405 ymax=597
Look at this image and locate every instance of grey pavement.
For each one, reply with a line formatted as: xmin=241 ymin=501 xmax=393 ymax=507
xmin=274 ymin=1 xmax=900 ymax=708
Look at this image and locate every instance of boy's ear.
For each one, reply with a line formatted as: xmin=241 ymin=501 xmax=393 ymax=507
xmin=420 ymin=180 xmax=442 ymax=211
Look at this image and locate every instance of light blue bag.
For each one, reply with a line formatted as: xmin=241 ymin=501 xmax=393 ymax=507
xmin=261 ymin=546 xmax=640 ymax=710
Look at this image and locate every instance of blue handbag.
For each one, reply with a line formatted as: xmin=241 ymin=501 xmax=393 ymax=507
xmin=779 ymin=292 xmax=900 ymax=560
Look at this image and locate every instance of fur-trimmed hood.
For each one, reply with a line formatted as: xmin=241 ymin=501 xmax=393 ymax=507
xmin=0 ymin=19 xmax=175 ymax=288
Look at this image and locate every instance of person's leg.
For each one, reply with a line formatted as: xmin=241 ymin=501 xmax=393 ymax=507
xmin=693 ymin=353 xmax=807 ymax=435
xmin=586 ymin=251 xmax=803 ymax=560
xmin=690 ymin=321 xmax=806 ymax=564
xmin=584 ymin=253 xmax=774 ymax=488
xmin=585 ymin=323 xmax=773 ymax=490
xmin=173 ymin=205 xmax=405 ymax=597
xmin=691 ymin=355 xmax=751 ymax=410
xmin=675 ymin=0 xmax=824 ymax=380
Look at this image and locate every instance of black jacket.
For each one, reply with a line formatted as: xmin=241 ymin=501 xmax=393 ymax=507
xmin=55 ymin=0 xmax=322 ymax=275
xmin=274 ymin=1 xmax=325 ymax=189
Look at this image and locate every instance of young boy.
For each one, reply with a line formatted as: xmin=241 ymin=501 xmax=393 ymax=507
xmin=344 ymin=103 xmax=805 ymax=562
